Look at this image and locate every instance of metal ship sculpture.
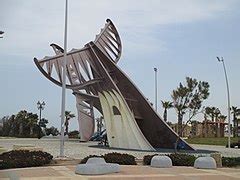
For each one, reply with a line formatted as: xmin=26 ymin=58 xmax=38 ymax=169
xmin=34 ymin=19 xmax=194 ymax=151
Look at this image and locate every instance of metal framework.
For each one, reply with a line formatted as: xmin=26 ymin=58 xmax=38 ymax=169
xmin=34 ymin=19 xmax=194 ymax=150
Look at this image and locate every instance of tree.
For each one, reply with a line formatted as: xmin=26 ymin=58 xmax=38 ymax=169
xmin=161 ymin=101 xmax=173 ymax=122
xmin=39 ymin=118 xmax=48 ymax=128
xmin=171 ymin=77 xmax=210 ymax=137
xmin=231 ymin=106 xmax=240 ymax=137
xmin=45 ymin=126 xmax=59 ymax=136
xmin=26 ymin=113 xmax=38 ymax=136
xmin=15 ymin=110 xmax=28 ymax=136
xmin=27 ymin=117 xmax=37 ymax=136
xmin=64 ymin=111 xmax=75 ymax=135
xmin=4 ymin=115 xmax=16 ymax=136
xmin=1 ymin=116 xmax=10 ymax=136
xmin=1 ymin=110 xmax=39 ymax=137
xmin=204 ymin=106 xmax=227 ymax=137
xmin=39 ymin=118 xmax=48 ymax=137
xmin=205 ymin=106 xmax=216 ymax=122
xmin=219 ymin=115 xmax=227 ymax=122
xmin=213 ymin=108 xmax=221 ymax=122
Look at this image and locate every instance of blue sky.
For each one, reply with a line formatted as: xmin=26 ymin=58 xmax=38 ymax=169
xmin=0 ymin=0 xmax=240 ymax=130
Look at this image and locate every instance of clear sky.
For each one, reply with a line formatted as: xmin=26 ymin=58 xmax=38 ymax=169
xmin=1 ymin=0 xmax=240 ymax=131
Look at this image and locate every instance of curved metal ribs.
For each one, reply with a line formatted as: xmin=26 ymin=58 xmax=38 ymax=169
xmin=34 ymin=19 xmax=121 ymax=89
xmin=34 ymin=19 xmax=194 ymax=151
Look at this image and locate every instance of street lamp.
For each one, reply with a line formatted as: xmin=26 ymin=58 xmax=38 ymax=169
xmin=217 ymin=56 xmax=231 ymax=148
xmin=37 ymin=101 xmax=45 ymax=139
xmin=154 ymin=68 xmax=158 ymax=112
xmin=0 ymin=31 xmax=4 ymax=38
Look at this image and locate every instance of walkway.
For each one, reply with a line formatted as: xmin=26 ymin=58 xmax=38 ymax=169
xmin=1 ymin=165 xmax=240 ymax=179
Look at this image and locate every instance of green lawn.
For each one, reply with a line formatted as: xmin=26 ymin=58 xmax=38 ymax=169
xmin=186 ymin=137 xmax=239 ymax=146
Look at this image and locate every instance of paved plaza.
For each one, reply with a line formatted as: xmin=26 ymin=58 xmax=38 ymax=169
xmin=0 ymin=138 xmax=239 ymax=179
xmin=1 ymin=165 xmax=240 ymax=179
xmin=0 ymin=138 xmax=239 ymax=159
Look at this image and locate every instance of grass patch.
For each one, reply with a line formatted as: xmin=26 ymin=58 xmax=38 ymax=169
xmin=186 ymin=137 xmax=239 ymax=146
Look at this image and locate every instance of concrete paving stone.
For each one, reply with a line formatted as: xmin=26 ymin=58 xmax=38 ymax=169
xmin=1 ymin=165 xmax=240 ymax=180
xmin=218 ymin=168 xmax=240 ymax=173
xmin=0 ymin=167 xmax=62 ymax=178
xmin=1 ymin=138 xmax=240 ymax=160
xmin=0 ymin=138 xmax=240 ymax=179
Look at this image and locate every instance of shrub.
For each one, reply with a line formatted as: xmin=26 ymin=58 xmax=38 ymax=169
xmin=0 ymin=150 xmax=53 ymax=169
xmin=143 ymin=153 xmax=196 ymax=166
xmin=168 ymin=153 xmax=196 ymax=166
xmin=226 ymin=142 xmax=240 ymax=148
xmin=104 ymin=152 xmax=137 ymax=165
xmin=143 ymin=154 xmax=158 ymax=165
xmin=80 ymin=152 xmax=137 ymax=165
xmin=222 ymin=157 xmax=240 ymax=167
xmin=68 ymin=130 xmax=79 ymax=138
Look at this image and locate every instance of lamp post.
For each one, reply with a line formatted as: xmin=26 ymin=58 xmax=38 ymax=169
xmin=60 ymin=0 xmax=68 ymax=157
xmin=0 ymin=31 xmax=4 ymax=38
xmin=154 ymin=68 xmax=158 ymax=112
xmin=37 ymin=101 xmax=45 ymax=139
xmin=217 ymin=56 xmax=231 ymax=148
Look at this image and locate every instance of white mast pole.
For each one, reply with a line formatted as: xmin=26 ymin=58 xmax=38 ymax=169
xmin=60 ymin=0 xmax=68 ymax=157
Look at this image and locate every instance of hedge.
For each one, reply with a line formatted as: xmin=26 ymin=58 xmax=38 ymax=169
xmin=143 ymin=153 xmax=196 ymax=166
xmin=222 ymin=157 xmax=240 ymax=167
xmin=0 ymin=150 xmax=53 ymax=169
xmin=226 ymin=142 xmax=240 ymax=148
xmin=80 ymin=152 xmax=137 ymax=165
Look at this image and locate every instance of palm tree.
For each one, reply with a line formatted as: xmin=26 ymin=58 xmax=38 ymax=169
xmin=161 ymin=101 xmax=173 ymax=122
xmin=218 ymin=114 xmax=227 ymax=137
xmin=213 ymin=108 xmax=221 ymax=122
xmin=231 ymin=106 xmax=240 ymax=137
xmin=212 ymin=108 xmax=221 ymax=137
xmin=64 ymin=111 xmax=75 ymax=135
xmin=205 ymin=107 xmax=216 ymax=122
xmin=219 ymin=115 xmax=227 ymax=122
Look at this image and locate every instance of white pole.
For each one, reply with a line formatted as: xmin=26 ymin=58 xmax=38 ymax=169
xmin=60 ymin=0 xmax=68 ymax=157
xmin=154 ymin=68 xmax=158 ymax=112
xmin=217 ymin=57 xmax=231 ymax=149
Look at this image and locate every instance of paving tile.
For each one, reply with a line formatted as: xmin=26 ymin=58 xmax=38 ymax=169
xmin=1 ymin=165 xmax=240 ymax=179
xmin=0 ymin=167 xmax=62 ymax=179
xmin=217 ymin=168 xmax=240 ymax=173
